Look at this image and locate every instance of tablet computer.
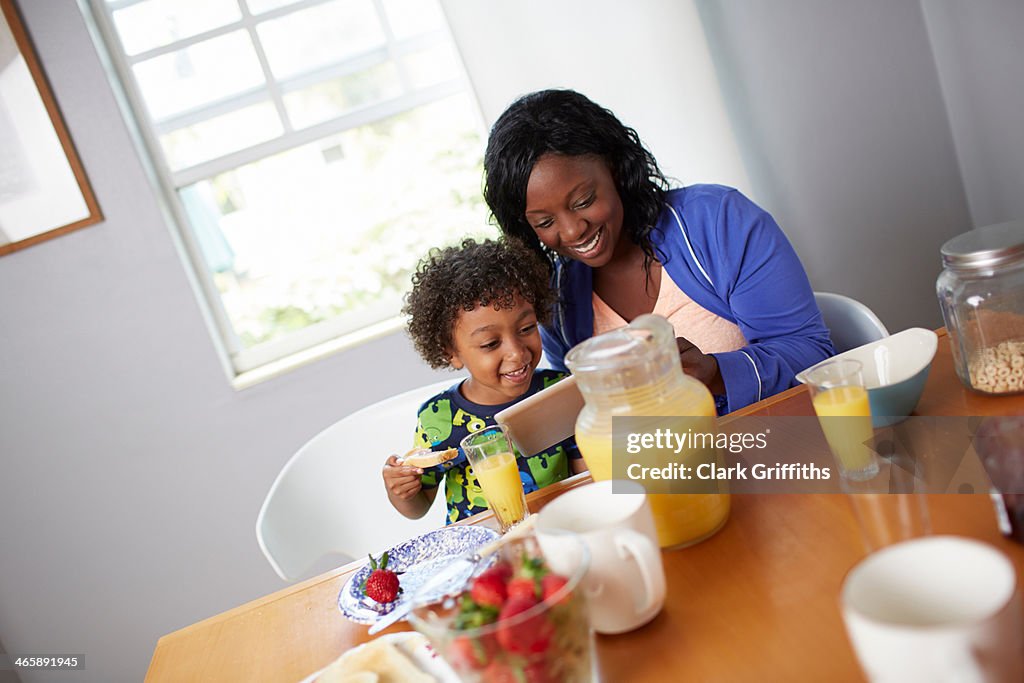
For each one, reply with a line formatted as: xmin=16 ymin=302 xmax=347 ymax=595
xmin=495 ymin=374 xmax=584 ymax=456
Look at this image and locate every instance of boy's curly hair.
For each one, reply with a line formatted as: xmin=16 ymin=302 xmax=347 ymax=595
xmin=404 ymin=238 xmax=555 ymax=369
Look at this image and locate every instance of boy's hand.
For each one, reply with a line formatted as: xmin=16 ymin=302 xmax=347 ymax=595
xmin=382 ymin=455 xmax=424 ymax=501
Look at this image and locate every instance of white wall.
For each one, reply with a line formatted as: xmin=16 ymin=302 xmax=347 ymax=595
xmin=694 ymin=0 xmax=972 ymax=332
xmin=441 ymin=0 xmax=753 ymax=193
xmin=0 ymin=1 xmax=1018 ymax=682
xmin=920 ymin=0 xmax=1024 ymax=228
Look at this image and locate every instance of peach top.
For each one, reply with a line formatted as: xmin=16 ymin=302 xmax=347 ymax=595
xmin=592 ymin=271 xmax=748 ymax=354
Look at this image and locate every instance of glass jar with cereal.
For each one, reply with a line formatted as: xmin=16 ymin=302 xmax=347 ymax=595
xmin=937 ymin=220 xmax=1024 ymax=395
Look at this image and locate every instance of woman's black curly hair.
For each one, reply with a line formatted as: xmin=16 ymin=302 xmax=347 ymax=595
xmin=483 ymin=89 xmax=670 ymax=271
xmin=403 ymin=237 xmax=555 ymax=369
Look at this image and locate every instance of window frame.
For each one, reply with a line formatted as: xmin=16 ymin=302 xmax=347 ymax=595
xmin=85 ymin=0 xmax=486 ymax=383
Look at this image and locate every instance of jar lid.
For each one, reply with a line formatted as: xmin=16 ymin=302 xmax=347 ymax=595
xmin=941 ymin=220 xmax=1024 ymax=270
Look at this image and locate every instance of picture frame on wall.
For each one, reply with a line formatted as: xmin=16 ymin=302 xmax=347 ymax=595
xmin=0 ymin=0 xmax=102 ymax=257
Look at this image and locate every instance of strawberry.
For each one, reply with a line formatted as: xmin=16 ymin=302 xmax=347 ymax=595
xmin=496 ymin=596 xmax=553 ymax=656
xmin=521 ymin=662 xmax=555 ymax=683
xmin=506 ymin=577 xmax=537 ymax=601
xmin=481 ymin=661 xmax=518 ymax=683
xmin=471 ymin=569 xmax=508 ymax=608
xmin=489 ymin=561 xmax=514 ymax=582
xmin=540 ymin=574 xmax=569 ymax=604
xmin=361 ymin=552 xmax=401 ymax=604
xmin=448 ymin=635 xmax=493 ymax=671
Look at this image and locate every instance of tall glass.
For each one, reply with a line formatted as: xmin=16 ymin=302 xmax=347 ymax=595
xmin=804 ymin=359 xmax=879 ymax=481
xmin=976 ymin=416 xmax=1024 ymax=544
xmin=844 ymin=491 xmax=931 ymax=551
xmin=461 ymin=425 xmax=529 ymax=533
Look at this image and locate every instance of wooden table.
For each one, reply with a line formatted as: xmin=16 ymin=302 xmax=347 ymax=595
xmin=146 ymin=329 xmax=1024 ymax=682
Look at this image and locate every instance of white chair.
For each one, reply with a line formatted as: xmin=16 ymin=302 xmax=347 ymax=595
xmin=814 ymin=291 xmax=889 ymax=354
xmin=256 ymin=376 xmax=462 ymax=582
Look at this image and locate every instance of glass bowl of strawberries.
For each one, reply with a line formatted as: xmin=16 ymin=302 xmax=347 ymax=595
xmin=407 ymin=531 xmax=593 ymax=682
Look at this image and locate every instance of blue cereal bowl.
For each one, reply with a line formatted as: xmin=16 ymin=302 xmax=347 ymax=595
xmin=798 ymin=328 xmax=938 ymax=427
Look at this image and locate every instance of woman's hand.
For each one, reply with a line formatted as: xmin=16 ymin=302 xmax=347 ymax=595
xmin=382 ymin=455 xmax=423 ymax=501
xmin=676 ymin=337 xmax=725 ymax=396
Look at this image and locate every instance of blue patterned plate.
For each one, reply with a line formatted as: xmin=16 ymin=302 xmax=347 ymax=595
xmin=338 ymin=526 xmax=500 ymax=624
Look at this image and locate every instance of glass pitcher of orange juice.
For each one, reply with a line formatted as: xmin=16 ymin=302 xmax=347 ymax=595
xmin=565 ymin=314 xmax=730 ymax=549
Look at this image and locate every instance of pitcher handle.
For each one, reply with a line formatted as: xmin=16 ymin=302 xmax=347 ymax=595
xmin=615 ymin=529 xmax=666 ymax=614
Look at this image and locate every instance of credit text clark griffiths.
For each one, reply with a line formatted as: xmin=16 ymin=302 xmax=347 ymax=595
xmin=626 ymin=462 xmax=832 ymax=481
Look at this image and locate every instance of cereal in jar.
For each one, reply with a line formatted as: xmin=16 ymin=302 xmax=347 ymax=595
xmin=937 ymin=220 xmax=1024 ymax=395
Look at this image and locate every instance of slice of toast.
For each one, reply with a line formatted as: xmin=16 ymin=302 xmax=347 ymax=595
xmin=317 ymin=634 xmax=435 ymax=683
xmin=399 ymin=446 xmax=458 ymax=468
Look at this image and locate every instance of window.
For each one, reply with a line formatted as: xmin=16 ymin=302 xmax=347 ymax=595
xmin=90 ymin=0 xmax=491 ymax=376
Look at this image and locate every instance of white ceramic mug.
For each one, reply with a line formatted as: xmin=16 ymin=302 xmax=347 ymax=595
xmin=536 ymin=480 xmax=666 ymax=634
xmin=841 ymin=535 xmax=1023 ymax=682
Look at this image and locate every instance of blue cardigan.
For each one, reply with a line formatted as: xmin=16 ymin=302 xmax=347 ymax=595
xmin=541 ymin=185 xmax=834 ymax=414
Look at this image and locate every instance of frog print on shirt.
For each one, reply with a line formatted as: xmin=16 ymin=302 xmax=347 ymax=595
xmin=415 ymin=398 xmax=454 ymax=448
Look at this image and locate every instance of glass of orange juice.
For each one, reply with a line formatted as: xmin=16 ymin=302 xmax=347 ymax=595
xmin=461 ymin=425 xmax=529 ymax=533
xmin=804 ymin=358 xmax=879 ymax=481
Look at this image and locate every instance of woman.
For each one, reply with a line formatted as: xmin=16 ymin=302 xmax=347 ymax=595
xmin=483 ymin=89 xmax=834 ymax=414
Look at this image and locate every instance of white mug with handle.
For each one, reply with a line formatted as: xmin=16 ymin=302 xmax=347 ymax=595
xmin=537 ymin=480 xmax=666 ymax=634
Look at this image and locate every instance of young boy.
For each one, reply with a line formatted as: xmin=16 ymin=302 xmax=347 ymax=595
xmin=382 ymin=238 xmax=585 ymax=524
